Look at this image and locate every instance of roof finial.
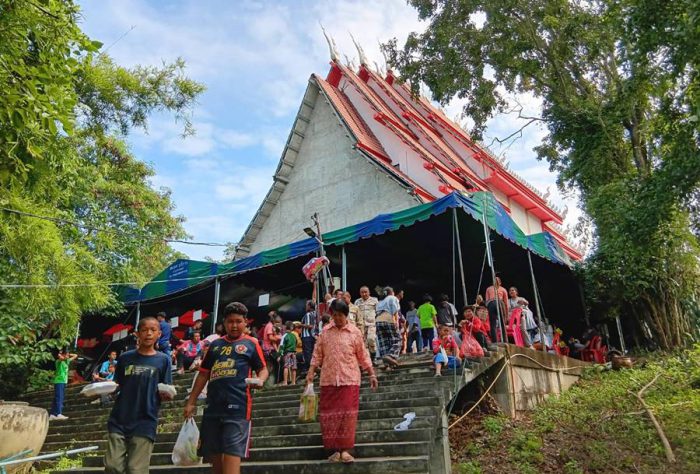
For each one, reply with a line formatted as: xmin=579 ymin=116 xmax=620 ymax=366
xmin=320 ymin=23 xmax=340 ymax=62
xmin=349 ymin=33 xmax=368 ymax=66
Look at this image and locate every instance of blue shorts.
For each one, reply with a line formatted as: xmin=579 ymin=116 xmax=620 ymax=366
xmin=434 ymin=354 xmax=460 ymax=369
xmin=199 ymin=417 xmax=251 ymax=459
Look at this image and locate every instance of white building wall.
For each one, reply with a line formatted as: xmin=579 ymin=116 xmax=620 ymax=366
xmin=508 ymin=200 xmax=531 ymax=234
xmin=247 ymin=92 xmax=419 ymax=254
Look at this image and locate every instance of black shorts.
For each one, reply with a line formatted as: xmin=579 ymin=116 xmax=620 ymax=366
xmin=199 ymin=417 xmax=251 ymax=459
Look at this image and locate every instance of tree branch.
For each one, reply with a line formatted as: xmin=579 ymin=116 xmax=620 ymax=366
xmin=629 ymin=374 xmax=676 ymax=463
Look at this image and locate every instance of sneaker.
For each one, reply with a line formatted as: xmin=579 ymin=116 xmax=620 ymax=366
xmin=49 ymin=414 xmax=58 ymax=421
xmin=55 ymin=414 xmax=69 ymax=420
xmin=90 ymin=399 xmax=101 ymax=405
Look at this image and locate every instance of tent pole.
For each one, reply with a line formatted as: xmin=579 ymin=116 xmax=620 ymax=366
xmin=481 ymin=197 xmax=506 ymax=343
xmin=73 ymin=322 xmax=80 ymax=350
xmin=476 ymin=248 xmax=487 ymax=302
xmin=453 ymin=208 xmax=468 ymax=314
xmin=212 ymin=277 xmax=221 ymax=335
xmin=341 ymin=245 xmax=347 ymax=292
xmin=615 ymin=315 xmax=627 ymax=353
xmin=527 ymin=251 xmax=546 ymax=352
xmin=452 ymin=210 xmax=456 ymax=308
xmin=135 ymin=301 xmax=141 ymax=327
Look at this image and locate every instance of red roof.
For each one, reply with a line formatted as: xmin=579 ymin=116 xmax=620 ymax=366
xmin=318 ymin=60 xmax=578 ymax=260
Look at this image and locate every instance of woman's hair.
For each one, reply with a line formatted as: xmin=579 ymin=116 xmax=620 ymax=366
xmin=383 ymin=286 xmax=394 ymax=296
xmin=330 ymin=298 xmax=349 ymax=316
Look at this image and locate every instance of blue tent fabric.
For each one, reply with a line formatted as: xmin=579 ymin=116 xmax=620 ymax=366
xmin=122 ymin=191 xmax=574 ymax=303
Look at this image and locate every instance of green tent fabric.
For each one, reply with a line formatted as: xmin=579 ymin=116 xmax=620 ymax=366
xmin=123 ymin=191 xmax=574 ymax=303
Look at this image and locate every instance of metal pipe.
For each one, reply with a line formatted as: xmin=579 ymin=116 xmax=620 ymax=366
xmin=527 ymin=250 xmax=546 ymax=352
xmin=341 ymin=245 xmax=347 ymax=292
xmin=453 ymin=208 xmax=468 ymax=313
xmin=212 ymin=277 xmax=220 ymax=335
xmin=135 ymin=301 xmax=141 ymax=327
xmin=481 ymin=196 xmax=506 ymax=343
xmin=0 ymin=446 xmax=98 ymax=467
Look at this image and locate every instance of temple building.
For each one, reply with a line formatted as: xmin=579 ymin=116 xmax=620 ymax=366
xmin=235 ymin=48 xmax=581 ymax=262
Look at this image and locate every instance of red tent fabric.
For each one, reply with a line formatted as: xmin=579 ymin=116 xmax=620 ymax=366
xmin=178 ymin=310 xmax=208 ymax=327
xmin=103 ymin=323 xmax=133 ymax=336
xmin=77 ymin=337 xmax=99 ymax=349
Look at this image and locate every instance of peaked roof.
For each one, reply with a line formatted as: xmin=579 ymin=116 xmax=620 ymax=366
xmin=317 ymin=60 xmax=581 ymax=260
xmin=236 ymin=59 xmax=582 ymax=261
xmin=123 ymin=191 xmax=573 ymax=304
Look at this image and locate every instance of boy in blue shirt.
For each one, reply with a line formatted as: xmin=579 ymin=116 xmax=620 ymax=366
xmin=156 ymin=311 xmax=172 ymax=359
xmin=104 ymin=317 xmax=173 ymax=474
xmin=185 ymin=302 xmax=268 ymax=474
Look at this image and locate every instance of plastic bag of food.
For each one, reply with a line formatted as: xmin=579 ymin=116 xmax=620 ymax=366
xmin=298 ymin=383 xmax=318 ymax=423
xmin=172 ymin=419 xmax=201 ymax=466
xmin=158 ymin=383 xmax=177 ymax=398
xmin=80 ymin=381 xmax=117 ymax=398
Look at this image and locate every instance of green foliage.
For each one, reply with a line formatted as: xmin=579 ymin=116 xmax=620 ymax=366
xmin=0 ymin=0 xmax=204 ymax=387
xmin=454 ymin=460 xmax=483 ymax=474
xmin=482 ymin=414 xmax=506 ymax=436
xmin=535 ymin=346 xmax=700 ymax=472
xmin=384 ymin=0 xmax=700 ymax=348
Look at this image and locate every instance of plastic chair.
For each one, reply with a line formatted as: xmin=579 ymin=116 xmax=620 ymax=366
xmin=506 ymin=308 xmax=525 ymax=347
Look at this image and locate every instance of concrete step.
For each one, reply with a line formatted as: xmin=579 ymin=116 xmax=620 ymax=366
xmin=54 ymin=455 xmax=430 ymax=474
xmin=45 ymin=415 xmax=437 ymax=444
xmin=81 ymin=441 xmax=430 ymax=466
xmin=42 ymin=427 xmax=434 ymax=454
xmin=46 ymin=405 xmax=437 ymax=438
xmin=43 ymin=376 xmax=451 ymax=431
xmin=25 ymin=352 xmax=436 ymax=402
xmin=26 ymin=362 xmax=440 ymax=409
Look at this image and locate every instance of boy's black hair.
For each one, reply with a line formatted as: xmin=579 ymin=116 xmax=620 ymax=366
xmin=439 ymin=293 xmax=449 ymax=302
xmin=306 ymin=299 xmax=316 ymax=310
xmin=463 ymin=305 xmax=476 ymax=313
xmin=285 ymin=320 xmax=294 ymax=331
xmin=192 ymin=331 xmax=201 ymax=337
xmin=156 ymin=311 xmax=168 ymax=319
xmin=330 ymin=298 xmax=349 ymax=316
xmin=137 ymin=316 xmax=159 ymax=330
xmin=422 ymin=293 xmax=433 ymax=303
xmin=223 ymin=301 xmax=248 ymax=318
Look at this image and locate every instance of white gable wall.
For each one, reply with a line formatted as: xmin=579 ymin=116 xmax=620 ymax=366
xmin=246 ymin=89 xmax=419 ymax=255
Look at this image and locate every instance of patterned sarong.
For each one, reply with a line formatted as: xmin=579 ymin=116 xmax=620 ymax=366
xmin=376 ymin=320 xmax=401 ymax=359
xmin=319 ymin=385 xmax=360 ymax=451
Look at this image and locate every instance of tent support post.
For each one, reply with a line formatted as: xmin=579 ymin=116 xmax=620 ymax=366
xmin=616 ymin=315 xmax=627 ymax=353
xmin=452 ymin=209 xmax=456 ymax=307
xmin=527 ymin=251 xmax=546 ymax=352
xmin=74 ymin=322 xmax=80 ymax=350
xmin=135 ymin=301 xmax=141 ymax=327
xmin=481 ymin=197 xmax=506 ymax=343
xmin=341 ymin=245 xmax=347 ymax=292
xmin=212 ymin=277 xmax=221 ymax=335
xmin=452 ymin=208 xmax=468 ymax=312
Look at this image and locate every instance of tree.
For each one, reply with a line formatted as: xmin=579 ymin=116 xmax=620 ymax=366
xmin=384 ymin=0 xmax=700 ymax=348
xmin=0 ymin=0 xmax=205 ymax=396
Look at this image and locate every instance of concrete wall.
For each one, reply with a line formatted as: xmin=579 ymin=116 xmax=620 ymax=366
xmin=489 ymin=345 xmax=588 ymax=418
xmin=247 ymin=91 xmax=419 ymax=254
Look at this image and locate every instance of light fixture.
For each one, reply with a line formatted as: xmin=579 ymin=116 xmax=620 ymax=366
xmin=303 ymin=227 xmax=317 ymax=238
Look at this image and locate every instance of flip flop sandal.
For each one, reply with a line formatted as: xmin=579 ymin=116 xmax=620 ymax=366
xmin=341 ymin=452 xmax=355 ymax=463
xmin=328 ymin=452 xmax=341 ymax=463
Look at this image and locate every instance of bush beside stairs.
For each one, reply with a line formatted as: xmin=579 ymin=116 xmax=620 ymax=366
xmin=22 ymin=351 xmax=502 ymax=473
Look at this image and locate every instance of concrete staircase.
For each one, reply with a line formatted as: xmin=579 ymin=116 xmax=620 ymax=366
xmin=22 ymin=351 xmax=502 ymax=473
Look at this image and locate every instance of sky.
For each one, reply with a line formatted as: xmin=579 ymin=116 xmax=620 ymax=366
xmin=78 ymin=0 xmax=580 ymax=261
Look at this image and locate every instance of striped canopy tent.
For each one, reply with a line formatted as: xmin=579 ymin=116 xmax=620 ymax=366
xmin=109 ymin=191 xmax=585 ymax=339
xmin=121 ymin=191 xmax=572 ymax=305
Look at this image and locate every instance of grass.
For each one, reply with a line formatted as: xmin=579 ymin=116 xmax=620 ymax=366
xmin=450 ymin=345 xmax=700 ymax=473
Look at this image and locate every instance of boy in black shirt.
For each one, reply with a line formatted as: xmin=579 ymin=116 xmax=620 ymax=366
xmin=105 ymin=317 xmax=173 ymax=474
xmin=185 ymin=302 xmax=268 ymax=474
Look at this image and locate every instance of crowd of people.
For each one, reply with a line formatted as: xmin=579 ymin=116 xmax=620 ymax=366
xmin=46 ymin=275 xmax=601 ymax=473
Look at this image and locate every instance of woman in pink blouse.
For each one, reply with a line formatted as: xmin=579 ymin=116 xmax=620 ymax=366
xmin=306 ymin=299 xmax=378 ymax=463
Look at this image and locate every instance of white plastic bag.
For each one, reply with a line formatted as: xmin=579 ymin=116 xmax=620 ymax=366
xmin=394 ymin=412 xmax=417 ymax=431
xmin=158 ymin=383 xmax=177 ymax=398
xmin=80 ymin=381 xmax=117 ymax=398
xmin=298 ymin=383 xmax=318 ymax=422
xmin=172 ymin=419 xmax=201 ymax=466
